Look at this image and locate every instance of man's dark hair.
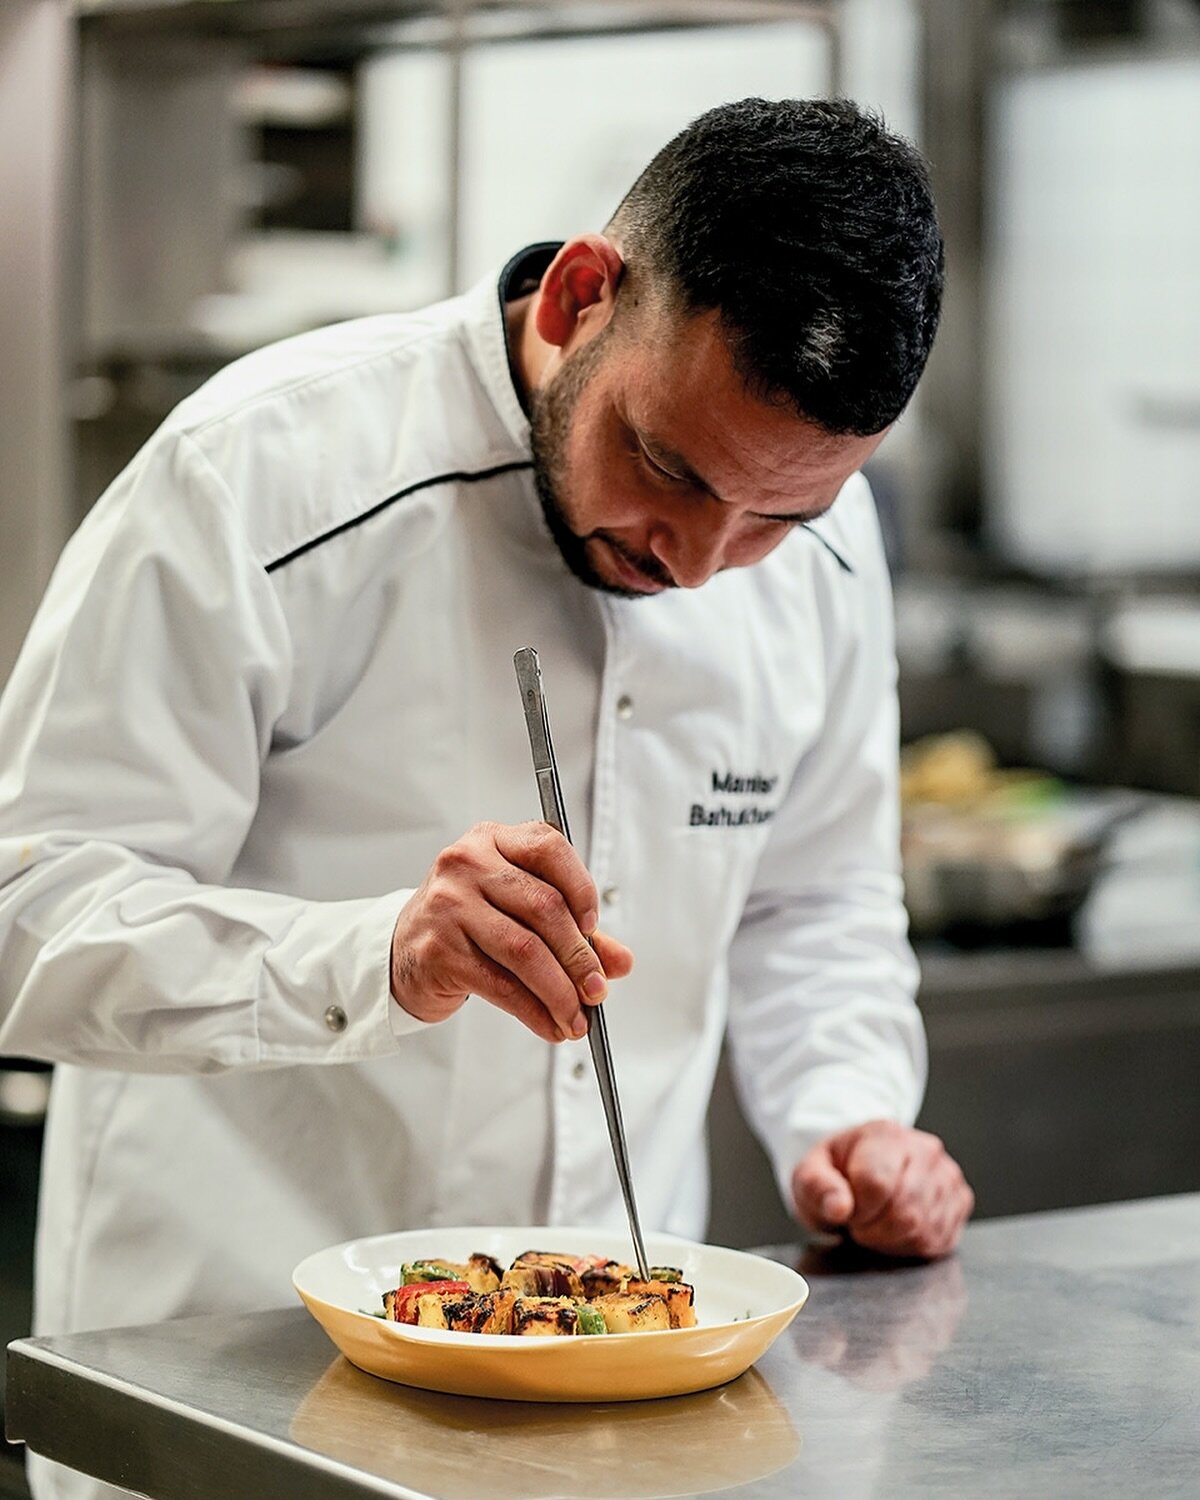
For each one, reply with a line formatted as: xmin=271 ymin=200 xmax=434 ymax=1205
xmin=608 ymin=97 xmax=944 ymax=436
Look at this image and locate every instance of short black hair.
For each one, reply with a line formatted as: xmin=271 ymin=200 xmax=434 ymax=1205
xmin=608 ymin=97 xmax=944 ymax=436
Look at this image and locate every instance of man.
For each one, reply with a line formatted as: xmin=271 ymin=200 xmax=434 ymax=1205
xmin=0 ymin=95 xmax=971 ymax=1497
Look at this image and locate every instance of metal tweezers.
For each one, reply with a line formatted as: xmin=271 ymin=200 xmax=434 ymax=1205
xmin=513 ymin=646 xmax=651 ymax=1281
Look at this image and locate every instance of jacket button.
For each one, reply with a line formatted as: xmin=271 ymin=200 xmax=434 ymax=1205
xmin=324 ymin=1005 xmax=348 ymax=1033
xmin=572 ymin=1060 xmax=587 ymax=1081
xmin=615 ymin=695 xmax=634 ymax=721
xmin=602 ymin=885 xmax=620 ymax=907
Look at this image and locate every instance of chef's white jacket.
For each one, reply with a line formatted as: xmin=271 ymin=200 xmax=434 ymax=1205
xmin=0 ymin=247 xmax=924 ymax=1442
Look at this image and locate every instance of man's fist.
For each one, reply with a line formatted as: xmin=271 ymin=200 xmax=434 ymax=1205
xmin=792 ymin=1120 xmax=974 ymax=1260
xmin=390 ymin=821 xmax=634 ymax=1044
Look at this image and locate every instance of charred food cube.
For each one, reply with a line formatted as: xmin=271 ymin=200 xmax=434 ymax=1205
xmin=502 ymin=1262 xmax=584 ymax=1299
xmin=415 ymin=1288 xmax=516 ymax=1334
xmin=626 ymin=1279 xmax=697 ymax=1329
xmin=512 ymin=1297 xmax=582 ymax=1337
xmin=592 ymin=1292 xmax=671 ymax=1334
xmin=466 ymin=1252 xmax=503 ymax=1293
xmin=579 ymin=1260 xmax=631 ymax=1299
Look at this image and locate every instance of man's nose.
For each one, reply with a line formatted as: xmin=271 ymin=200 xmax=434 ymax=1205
xmin=647 ymin=510 xmax=733 ymax=589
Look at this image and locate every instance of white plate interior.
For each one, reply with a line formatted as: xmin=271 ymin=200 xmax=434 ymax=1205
xmin=294 ymin=1225 xmax=806 ymax=1343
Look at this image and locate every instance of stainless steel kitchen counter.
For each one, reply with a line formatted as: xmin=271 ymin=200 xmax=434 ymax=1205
xmin=6 ymin=1194 xmax=1199 ymax=1499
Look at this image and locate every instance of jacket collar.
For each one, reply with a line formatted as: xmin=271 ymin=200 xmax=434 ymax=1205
xmin=462 ymin=242 xmax=561 ymax=460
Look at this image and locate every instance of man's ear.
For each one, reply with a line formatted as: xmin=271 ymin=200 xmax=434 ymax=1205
xmin=534 ymin=235 xmax=625 ymax=351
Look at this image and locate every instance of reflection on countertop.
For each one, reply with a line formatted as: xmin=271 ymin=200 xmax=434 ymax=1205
xmin=291 ymin=1358 xmax=800 ymax=1500
xmin=793 ymin=1243 xmax=967 ymax=1395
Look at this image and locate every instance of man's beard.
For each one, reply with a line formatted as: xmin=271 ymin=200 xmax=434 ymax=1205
xmin=529 ymin=331 xmax=673 ymax=598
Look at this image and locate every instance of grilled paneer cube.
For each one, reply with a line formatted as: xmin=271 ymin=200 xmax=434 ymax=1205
xmin=592 ymin=1292 xmax=671 ymax=1334
xmin=512 ymin=1296 xmax=582 ymax=1337
xmin=415 ymin=1288 xmax=517 ymax=1334
xmin=466 ymin=1253 xmax=503 ymax=1293
xmin=626 ymin=1279 xmax=697 ymax=1329
xmin=414 ymin=1289 xmax=458 ymax=1329
xmin=502 ymin=1263 xmax=584 ymax=1299
xmin=579 ymin=1260 xmax=631 ymax=1299
xmin=501 ymin=1266 xmax=544 ymax=1297
xmin=510 ymin=1251 xmax=586 ymax=1298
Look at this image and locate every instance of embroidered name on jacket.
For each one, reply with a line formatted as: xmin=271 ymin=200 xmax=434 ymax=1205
xmin=690 ymin=771 xmax=779 ymax=828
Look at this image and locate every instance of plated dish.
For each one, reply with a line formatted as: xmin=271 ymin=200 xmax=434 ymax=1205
xmin=293 ymin=1225 xmax=809 ymax=1401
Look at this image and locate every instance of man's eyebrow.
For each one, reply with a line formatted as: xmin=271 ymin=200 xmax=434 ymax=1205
xmin=637 ymin=425 xmax=830 ymax=526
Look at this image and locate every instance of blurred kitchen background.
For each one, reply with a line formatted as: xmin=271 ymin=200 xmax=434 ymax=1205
xmin=2 ymin=0 xmax=1199 ymax=1485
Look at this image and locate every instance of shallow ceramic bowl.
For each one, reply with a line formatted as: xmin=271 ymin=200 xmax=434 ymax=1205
xmin=293 ymin=1225 xmax=809 ymax=1402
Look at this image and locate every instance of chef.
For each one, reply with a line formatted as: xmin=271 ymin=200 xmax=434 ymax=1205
xmin=0 ymin=95 xmax=971 ymax=1500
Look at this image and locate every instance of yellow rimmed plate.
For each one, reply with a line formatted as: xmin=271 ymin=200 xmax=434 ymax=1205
xmin=293 ymin=1225 xmax=808 ymax=1403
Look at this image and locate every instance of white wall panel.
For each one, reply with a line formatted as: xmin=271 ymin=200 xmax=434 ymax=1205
xmin=986 ymin=59 xmax=1200 ymax=575
xmin=457 ymin=23 xmax=832 ymax=288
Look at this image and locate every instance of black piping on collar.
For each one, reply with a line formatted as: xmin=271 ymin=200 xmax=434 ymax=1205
xmin=496 ymin=242 xmax=561 ymax=421
xmin=800 ymin=523 xmax=854 ymax=574
xmin=264 ymin=460 xmax=534 ymax=573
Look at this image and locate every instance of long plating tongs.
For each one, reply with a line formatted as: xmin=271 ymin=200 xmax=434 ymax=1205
xmin=513 ymin=647 xmax=651 ymax=1281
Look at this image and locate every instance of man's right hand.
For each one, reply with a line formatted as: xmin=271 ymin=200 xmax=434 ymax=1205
xmin=390 ymin=821 xmax=634 ymax=1043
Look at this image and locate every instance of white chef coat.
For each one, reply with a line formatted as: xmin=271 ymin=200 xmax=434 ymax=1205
xmin=0 ymin=246 xmax=923 ymax=1496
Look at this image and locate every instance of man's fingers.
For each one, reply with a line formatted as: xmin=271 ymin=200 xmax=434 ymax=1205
xmin=930 ymin=1178 xmax=975 ymax=1256
xmin=393 ymin=823 xmax=633 ymax=1042
xmin=481 ymin=866 xmax=609 ymax=1003
xmin=795 ymin=1124 xmax=976 ymax=1262
xmin=492 ymin=822 xmax=599 ymax=934
xmin=462 ymin=940 xmax=564 ymax=1045
xmin=468 ymin=908 xmax=586 ymax=1040
xmin=850 ymin=1145 xmax=975 ymax=1258
xmin=793 ymin=1143 xmax=855 ymax=1231
xmin=852 ymin=1164 xmax=937 ymax=1253
xmin=843 ymin=1131 xmax=912 ymax=1228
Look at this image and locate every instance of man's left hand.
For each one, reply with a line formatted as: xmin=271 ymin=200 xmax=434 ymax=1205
xmin=791 ymin=1120 xmax=974 ymax=1260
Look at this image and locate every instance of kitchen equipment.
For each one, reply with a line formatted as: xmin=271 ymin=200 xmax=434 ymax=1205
xmin=900 ymin=732 xmax=1148 ymax=940
xmin=292 ymin=1224 xmax=809 ymax=1402
xmin=513 ymin=646 xmax=650 ymax=1281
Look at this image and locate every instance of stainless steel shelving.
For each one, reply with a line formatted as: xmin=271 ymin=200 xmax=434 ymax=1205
xmin=74 ymin=0 xmax=840 ymax=60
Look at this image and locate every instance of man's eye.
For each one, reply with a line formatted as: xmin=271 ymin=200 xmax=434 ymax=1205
xmin=637 ymin=446 xmax=685 ymax=485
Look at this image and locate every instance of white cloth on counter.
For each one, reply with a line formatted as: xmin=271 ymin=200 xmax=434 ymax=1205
xmin=0 ymin=248 xmax=924 ymax=1500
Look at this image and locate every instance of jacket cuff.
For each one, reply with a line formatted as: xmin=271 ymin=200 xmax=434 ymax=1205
xmin=255 ymin=887 xmax=435 ymax=1061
